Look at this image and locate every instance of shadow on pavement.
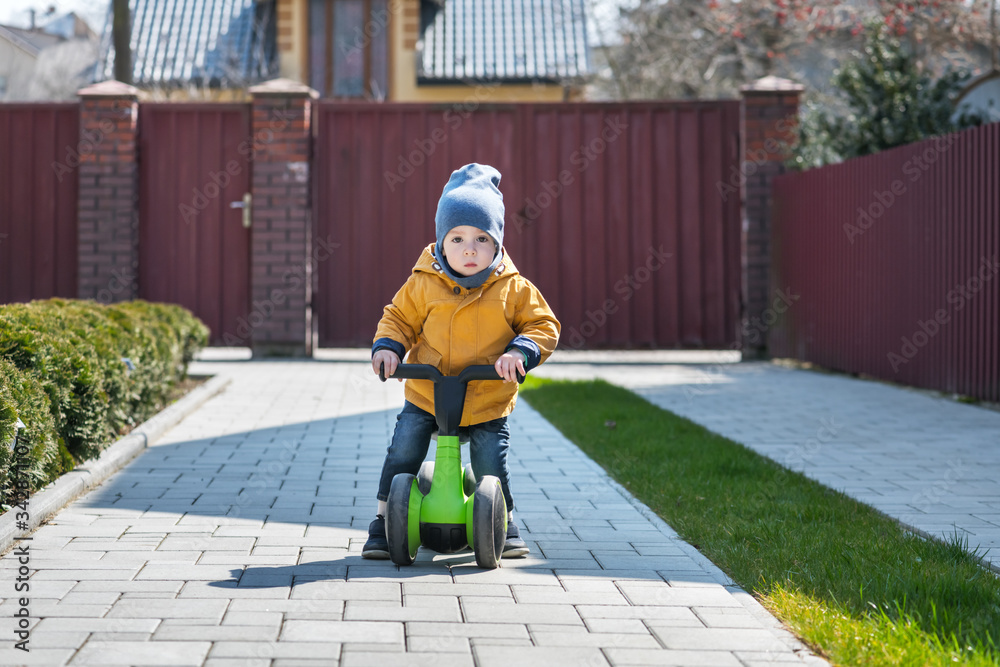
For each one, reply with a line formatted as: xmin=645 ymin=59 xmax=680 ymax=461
xmin=67 ymin=397 xmax=717 ymax=588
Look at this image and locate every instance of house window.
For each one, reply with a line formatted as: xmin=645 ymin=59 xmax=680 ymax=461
xmin=309 ymin=0 xmax=388 ymax=99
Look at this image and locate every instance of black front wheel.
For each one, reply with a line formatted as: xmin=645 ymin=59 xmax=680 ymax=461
xmin=472 ymin=475 xmax=506 ymax=569
xmin=386 ymin=473 xmax=418 ymax=565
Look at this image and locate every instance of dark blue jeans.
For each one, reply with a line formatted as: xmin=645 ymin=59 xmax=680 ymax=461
xmin=377 ymin=401 xmax=514 ymax=511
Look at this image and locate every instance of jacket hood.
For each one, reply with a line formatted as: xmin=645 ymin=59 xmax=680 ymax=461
xmin=414 ymin=243 xmax=518 ymax=287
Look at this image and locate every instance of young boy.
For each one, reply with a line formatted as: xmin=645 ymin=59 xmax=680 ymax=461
xmin=363 ymin=163 xmax=560 ymax=559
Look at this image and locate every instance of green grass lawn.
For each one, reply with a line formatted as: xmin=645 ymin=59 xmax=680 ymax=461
xmin=520 ymin=377 xmax=1000 ymax=666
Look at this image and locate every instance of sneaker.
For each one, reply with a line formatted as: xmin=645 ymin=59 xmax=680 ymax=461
xmin=362 ymin=515 xmax=389 ymax=559
xmin=502 ymin=520 xmax=529 ymax=558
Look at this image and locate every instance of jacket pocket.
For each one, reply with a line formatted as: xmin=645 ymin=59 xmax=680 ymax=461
xmin=411 ymin=342 xmax=443 ymax=368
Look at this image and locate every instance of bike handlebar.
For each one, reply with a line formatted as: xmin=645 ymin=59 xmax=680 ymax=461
xmin=379 ymin=363 xmax=525 ymax=385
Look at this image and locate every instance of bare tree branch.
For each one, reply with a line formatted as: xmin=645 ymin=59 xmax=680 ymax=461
xmin=590 ymin=0 xmax=996 ymax=100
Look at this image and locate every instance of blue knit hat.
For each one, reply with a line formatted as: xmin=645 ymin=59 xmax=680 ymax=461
xmin=433 ymin=164 xmax=505 ymax=289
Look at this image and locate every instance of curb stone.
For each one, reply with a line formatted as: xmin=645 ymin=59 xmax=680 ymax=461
xmin=0 ymin=374 xmax=231 ymax=555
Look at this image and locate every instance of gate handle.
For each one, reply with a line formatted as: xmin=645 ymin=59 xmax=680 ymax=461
xmin=230 ymin=193 xmax=252 ymax=228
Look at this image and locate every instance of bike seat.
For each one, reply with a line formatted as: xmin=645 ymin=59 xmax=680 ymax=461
xmin=431 ymin=430 xmax=471 ymax=445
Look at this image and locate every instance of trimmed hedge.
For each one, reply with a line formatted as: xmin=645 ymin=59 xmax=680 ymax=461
xmin=0 ymin=299 xmax=209 ymax=504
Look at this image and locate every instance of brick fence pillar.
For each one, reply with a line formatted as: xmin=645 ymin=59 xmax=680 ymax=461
xmin=739 ymin=76 xmax=803 ymax=359
xmin=247 ymin=78 xmax=317 ymax=357
xmin=76 ymin=80 xmax=139 ymax=303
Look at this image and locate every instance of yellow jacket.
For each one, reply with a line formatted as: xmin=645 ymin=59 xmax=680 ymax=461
xmin=374 ymin=244 xmax=560 ymax=425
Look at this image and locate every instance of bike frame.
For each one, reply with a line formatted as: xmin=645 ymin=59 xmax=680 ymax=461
xmin=380 ymin=362 xmax=522 ymax=555
xmin=420 ymin=434 xmax=467 ymax=526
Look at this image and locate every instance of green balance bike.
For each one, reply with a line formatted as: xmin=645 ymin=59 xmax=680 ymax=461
xmin=379 ymin=363 xmax=523 ymax=569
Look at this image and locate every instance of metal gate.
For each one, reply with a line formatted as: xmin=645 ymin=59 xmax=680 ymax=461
xmin=137 ymin=104 xmax=251 ymax=345
xmin=313 ymin=101 xmax=742 ymax=349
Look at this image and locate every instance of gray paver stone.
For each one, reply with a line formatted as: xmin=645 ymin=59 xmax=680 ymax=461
xmin=345 ymin=600 xmax=461 ymax=622
xmin=153 ymin=621 xmax=280 ymax=641
xmin=70 ymin=640 xmax=212 ymax=665
xmin=341 ymin=652 xmax=472 ymax=667
xmin=530 ymin=630 xmax=661 ymax=648
xmin=209 ymin=641 xmax=342 ymax=660
xmin=404 ymin=622 xmax=530 ymax=639
xmin=651 ymin=626 xmax=795 ymax=652
xmin=511 ymin=586 xmax=630 ymax=605
xmin=461 ymin=601 xmax=583 ymax=625
xmin=407 ymin=636 xmax=471 ymax=653
xmin=603 ymin=648 xmax=744 ymax=666
xmin=473 ymin=646 xmax=609 ymax=667
xmin=281 ymin=620 xmax=404 ymax=643
xmin=105 ymin=598 xmax=229 ymax=619
xmin=0 ymin=648 xmax=77 ymax=665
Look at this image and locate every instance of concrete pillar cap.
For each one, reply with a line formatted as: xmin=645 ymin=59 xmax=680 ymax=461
xmin=77 ymin=80 xmax=140 ymax=98
xmin=249 ymin=78 xmax=319 ymax=99
xmin=740 ymin=76 xmax=804 ymax=93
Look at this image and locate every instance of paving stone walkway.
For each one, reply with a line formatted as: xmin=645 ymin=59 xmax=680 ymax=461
xmin=0 ymin=358 xmax=823 ymax=666
xmin=535 ymin=355 xmax=1000 ymax=571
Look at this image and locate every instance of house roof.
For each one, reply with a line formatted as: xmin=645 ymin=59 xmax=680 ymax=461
xmin=954 ymin=66 xmax=1000 ymax=123
xmin=44 ymin=13 xmax=98 ymax=41
xmin=0 ymin=24 xmax=64 ymax=58
xmin=418 ymin=0 xmax=591 ymax=84
xmin=95 ymin=0 xmax=277 ymax=88
xmin=956 ymin=67 xmax=1000 ymax=102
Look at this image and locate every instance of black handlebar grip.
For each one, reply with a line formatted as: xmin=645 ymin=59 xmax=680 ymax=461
xmin=457 ymin=364 xmax=526 ymax=385
xmin=380 ymin=362 xmax=524 ymax=384
xmin=379 ymin=363 xmax=443 ymax=383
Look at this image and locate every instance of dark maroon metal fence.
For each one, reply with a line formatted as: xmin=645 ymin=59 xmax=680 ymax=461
xmin=772 ymin=123 xmax=1000 ymax=402
xmin=313 ymin=101 xmax=743 ymax=348
xmin=0 ymin=104 xmax=79 ymax=303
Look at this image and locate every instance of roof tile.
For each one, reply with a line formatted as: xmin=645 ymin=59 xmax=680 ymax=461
xmin=418 ymin=0 xmax=591 ymax=83
xmin=96 ymin=0 xmax=277 ymax=88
